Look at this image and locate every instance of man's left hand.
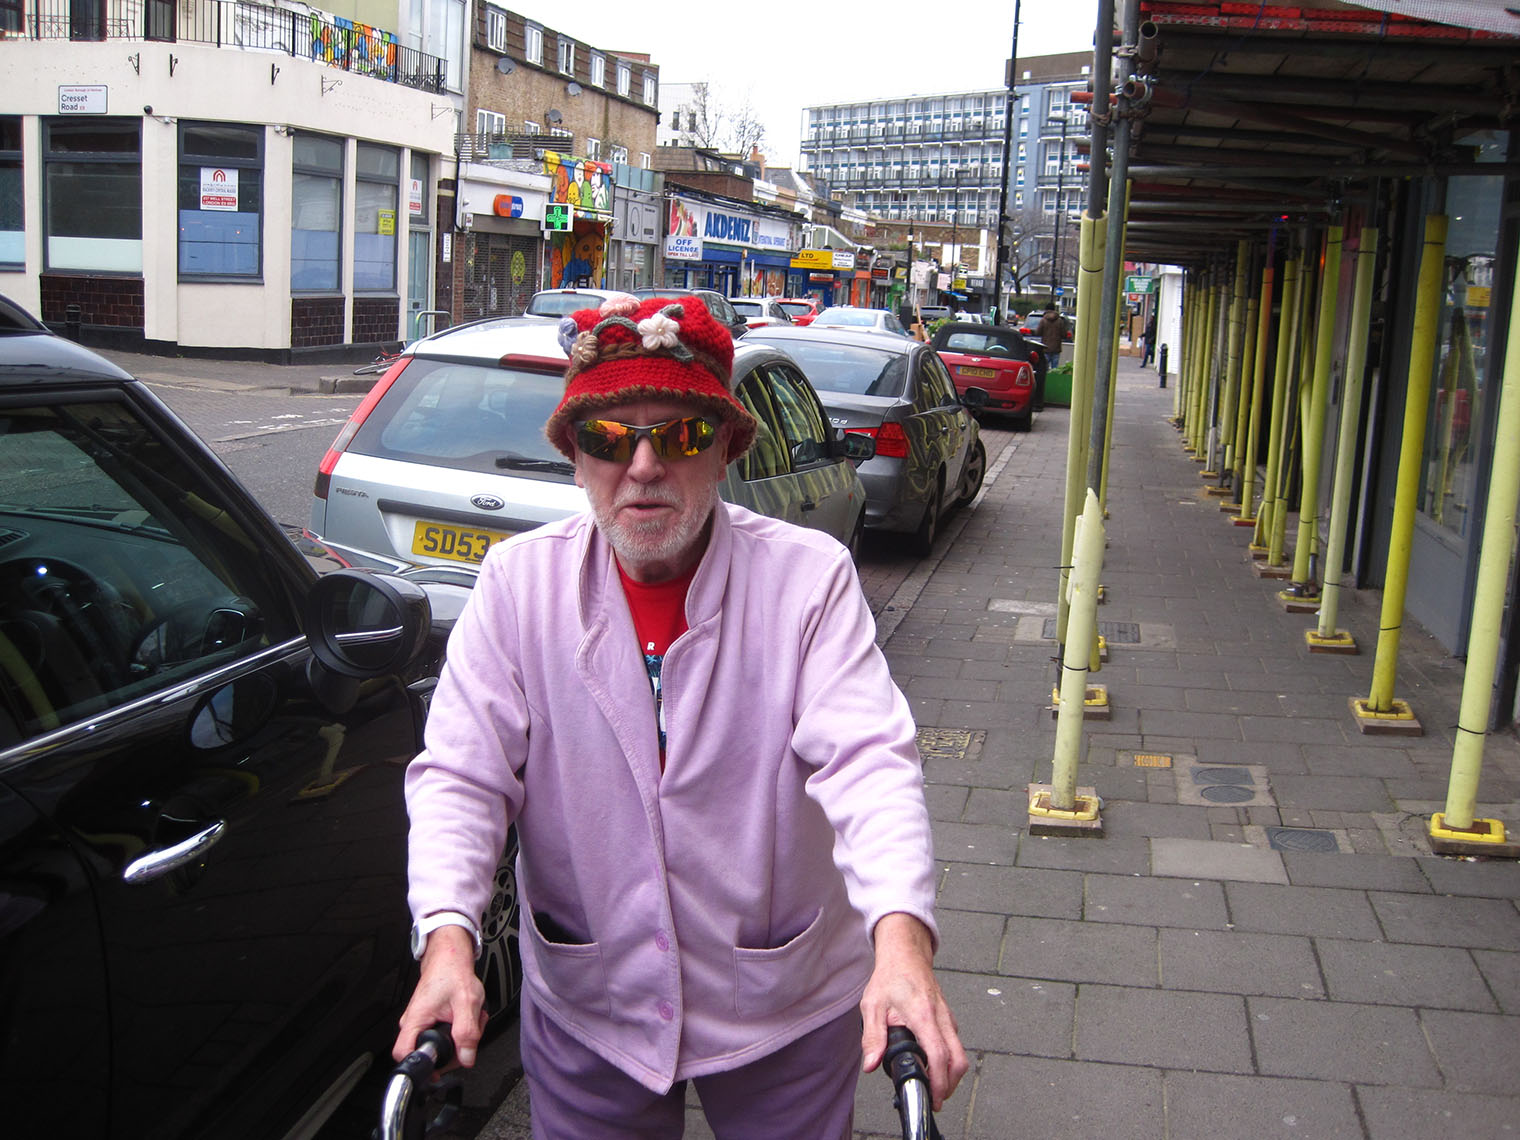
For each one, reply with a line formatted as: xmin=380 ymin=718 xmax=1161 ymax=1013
xmin=859 ymin=912 xmax=969 ymax=1111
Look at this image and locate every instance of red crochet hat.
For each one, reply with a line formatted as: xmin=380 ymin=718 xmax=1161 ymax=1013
xmin=545 ymin=294 xmax=756 ymax=461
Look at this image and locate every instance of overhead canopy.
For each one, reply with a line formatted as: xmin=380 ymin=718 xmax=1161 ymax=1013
xmin=1118 ymin=0 xmax=1519 ymax=266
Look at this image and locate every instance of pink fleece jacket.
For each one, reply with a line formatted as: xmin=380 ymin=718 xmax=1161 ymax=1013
xmin=404 ymin=502 xmax=937 ymax=1093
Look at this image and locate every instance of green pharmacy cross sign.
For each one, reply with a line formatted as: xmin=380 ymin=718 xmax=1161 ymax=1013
xmin=544 ymin=203 xmax=573 ymax=232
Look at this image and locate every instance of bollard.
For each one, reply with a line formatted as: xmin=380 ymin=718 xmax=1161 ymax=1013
xmin=65 ymin=304 xmax=82 ymax=342
xmin=1158 ymin=342 xmax=1168 ymax=387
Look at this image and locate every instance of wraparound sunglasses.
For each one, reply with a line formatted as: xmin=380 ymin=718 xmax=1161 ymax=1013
xmin=574 ymin=416 xmax=718 ymax=463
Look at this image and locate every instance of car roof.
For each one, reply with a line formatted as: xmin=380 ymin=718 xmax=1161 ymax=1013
xmin=743 ymin=325 xmax=918 ymax=354
xmin=936 ymin=321 xmax=1016 ymax=337
xmin=0 ymin=326 xmax=137 ymax=388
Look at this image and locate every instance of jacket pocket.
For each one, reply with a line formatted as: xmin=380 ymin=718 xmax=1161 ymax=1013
xmin=525 ymin=908 xmax=611 ymax=1018
xmin=732 ymin=908 xmax=830 ymax=1019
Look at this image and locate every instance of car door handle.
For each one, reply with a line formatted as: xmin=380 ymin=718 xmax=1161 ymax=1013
xmin=122 ymin=819 xmax=228 ymax=885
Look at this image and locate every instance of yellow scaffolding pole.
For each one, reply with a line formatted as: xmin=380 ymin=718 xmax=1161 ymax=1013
xmin=1219 ymin=240 xmax=1250 ymax=477
xmin=1437 ymin=252 xmax=1520 ymax=842
xmin=1267 ymin=244 xmax=1311 ymax=566
xmin=1046 ymin=488 xmax=1106 ymax=814
xmin=1237 ymin=256 xmax=1276 ymax=524
xmin=1363 ymin=214 xmax=1449 ymax=719
xmin=1312 ymin=226 xmax=1379 ymax=649
xmin=1056 ymin=214 xmax=1104 ymax=644
xmin=1288 ymin=225 xmax=1344 ymax=590
xmin=1254 ymin=255 xmax=1300 ymax=553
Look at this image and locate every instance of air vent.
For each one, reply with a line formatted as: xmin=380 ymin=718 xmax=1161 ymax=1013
xmin=0 ymin=527 xmax=27 ymax=550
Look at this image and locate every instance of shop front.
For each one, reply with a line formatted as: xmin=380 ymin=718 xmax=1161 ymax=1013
xmin=543 ymin=151 xmax=613 ymax=290
xmin=454 ymin=169 xmax=550 ymax=321
xmin=610 ymin=168 xmax=661 ymax=291
xmin=662 ymin=193 xmax=800 ymax=298
xmin=787 ymin=248 xmax=855 ymax=305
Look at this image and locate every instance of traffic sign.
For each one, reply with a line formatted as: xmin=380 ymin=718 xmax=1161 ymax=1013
xmin=544 ymin=203 xmax=573 ymax=232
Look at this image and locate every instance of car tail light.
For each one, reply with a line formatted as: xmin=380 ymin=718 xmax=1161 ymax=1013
xmin=1016 ymin=368 xmax=1033 ymax=387
xmin=313 ymin=358 xmax=409 ymax=499
xmin=848 ymin=422 xmax=909 ymax=459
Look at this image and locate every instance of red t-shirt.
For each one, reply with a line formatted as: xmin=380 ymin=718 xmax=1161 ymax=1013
xmin=617 ymin=561 xmax=696 ymax=768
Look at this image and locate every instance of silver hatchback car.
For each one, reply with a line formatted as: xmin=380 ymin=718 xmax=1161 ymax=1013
xmin=309 ymin=317 xmax=873 ymax=570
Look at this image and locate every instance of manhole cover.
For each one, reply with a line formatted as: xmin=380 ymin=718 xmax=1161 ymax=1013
xmin=1192 ymin=767 xmax=1255 ymax=785
xmin=1266 ymin=827 xmax=1340 ymax=853
xmin=1200 ymin=785 xmax=1258 ymax=803
xmin=915 ymin=728 xmax=978 ymax=763
xmin=1040 ymin=619 xmax=1143 ymax=643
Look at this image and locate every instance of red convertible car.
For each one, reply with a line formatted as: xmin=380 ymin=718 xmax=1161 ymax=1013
xmin=929 ymin=321 xmax=1039 ymax=430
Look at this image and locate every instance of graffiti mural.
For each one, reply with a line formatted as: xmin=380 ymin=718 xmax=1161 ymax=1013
xmin=543 ymin=152 xmax=612 ymax=288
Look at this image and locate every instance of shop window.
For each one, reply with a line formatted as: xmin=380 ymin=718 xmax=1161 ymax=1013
xmin=524 ymin=21 xmax=542 ymax=64
xmin=291 ymin=133 xmax=342 ymax=292
xmin=1418 ymin=143 xmax=1508 ymax=539
xmin=43 ymin=118 xmax=142 ymax=273
xmin=0 ymin=117 xmax=20 ymax=266
xmin=355 ymin=142 xmax=400 ymax=292
xmin=177 ymin=122 xmax=262 ymax=279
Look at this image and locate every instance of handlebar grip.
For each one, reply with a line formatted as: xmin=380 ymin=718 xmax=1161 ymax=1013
xmin=882 ymin=1027 xmax=941 ymax=1140
xmin=416 ymin=1023 xmax=456 ymax=1069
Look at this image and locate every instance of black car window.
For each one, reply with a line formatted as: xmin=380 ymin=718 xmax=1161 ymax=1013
xmin=0 ymin=400 xmax=294 ymax=744
xmin=353 ymin=359 xmax=572 ymax=475
xmin=734 ymin=370 xmax=791 ymax=481
xmin=763 ymin=364 xmax=831 ymax=467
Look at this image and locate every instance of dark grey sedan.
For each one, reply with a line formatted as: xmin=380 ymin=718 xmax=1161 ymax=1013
xmin=743 ymin=326 xmax=987 ymax=555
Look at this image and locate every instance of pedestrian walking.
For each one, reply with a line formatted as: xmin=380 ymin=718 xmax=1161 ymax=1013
xmin=1142 ymin=311 xmax=1158 ymax=367
xmin=392 ymin=293 xmax=967 ymax=1137
xmin=1036 ymin=305 xmax=1070 ymax=369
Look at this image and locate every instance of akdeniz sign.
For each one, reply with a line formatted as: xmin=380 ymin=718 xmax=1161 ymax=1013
xmin=664 ymin=196 xmax=795 ymax=261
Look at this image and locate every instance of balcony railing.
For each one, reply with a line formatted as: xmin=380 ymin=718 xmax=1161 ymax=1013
xmin=8 ymin=0 xmax=447 ymax=92
xmin=456 ymin=133 xmax=544 ymax=162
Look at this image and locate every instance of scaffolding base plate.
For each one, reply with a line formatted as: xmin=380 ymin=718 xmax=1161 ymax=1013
xmin=1220 ymin=500 xmax=1242 ymax=512
xmin=1349 ymin=697 xmax=1424 ymax=737
xmin=1428 ymin=815 xmax=1518 ymax=858
xmin=1255 ymin=562 xmax=1293 ymax=580
xmin=1027 ymin=783 xmax=1105 ymax=836
xmin=1305 ymin=629 xmax=1358 ymax=654
xmin=1049 ymin=684 xmax=1111 ymax=720
xmin=1249 ymin=544 xmax=1269 ymax=559
xmin=1233 ymin=514 xmax=1258 ymax=527
xmin=1278 ymin=588 xmax=1321 ymax=613
xmin=1205 ymin=486 xmax=1233 ymax=497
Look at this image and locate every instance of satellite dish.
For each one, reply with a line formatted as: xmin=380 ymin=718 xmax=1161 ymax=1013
xmin=546 ymin=109 xmax=563 ymax=124
xmin=566 ymin=81 xmax=582 ymax=96
xmin=495 ymin=56 xmax=514 ymax=74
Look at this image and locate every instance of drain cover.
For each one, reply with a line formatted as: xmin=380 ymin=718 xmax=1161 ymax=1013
xmin=1266 ymin=827 xmax=1340 ymax=853
xmin=915 ymin=728 xmax=979 ymax=763
xmin=1192 ymin=767 xmax=1255 ymax=785
xmin=1200 ymin=785 xmax=1258 ymax=803
xmin=1040 ymin=619 xmax=1143 ymax=643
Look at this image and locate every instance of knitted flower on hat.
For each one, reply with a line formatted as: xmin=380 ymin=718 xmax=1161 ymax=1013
xmin=545 ymin=294 xmax=756 ymax=461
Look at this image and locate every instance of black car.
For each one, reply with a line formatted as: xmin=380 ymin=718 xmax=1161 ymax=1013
xmin=0 ymin=317 xmax=520 ymax=1138
xmin=631 ymin=286 xmax=750 ymax=341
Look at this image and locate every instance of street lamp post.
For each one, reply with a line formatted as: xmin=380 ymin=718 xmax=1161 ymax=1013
xmin=1049 ymin=111 xmax=1070 ymax=306
xmin=949 ymin=166 xmax=961 ymax=300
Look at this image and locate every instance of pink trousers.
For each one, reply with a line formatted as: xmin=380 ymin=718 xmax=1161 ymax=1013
xmin=520 ymin=991 xmax=861 ymax=1139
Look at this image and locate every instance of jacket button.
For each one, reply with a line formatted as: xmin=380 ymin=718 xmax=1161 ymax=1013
xmin=655 ymin=932 xmax=670 ymax=952
xmin=657 ymin=1000 xmax=675 ymax=1021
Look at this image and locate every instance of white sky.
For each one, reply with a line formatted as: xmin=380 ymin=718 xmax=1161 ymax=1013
xmin=531 ymin=1 xmax=1102 ymax=169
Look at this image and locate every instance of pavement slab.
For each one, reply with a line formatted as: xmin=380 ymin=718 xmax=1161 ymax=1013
xmin=1248 ymin=996 xmax=1443 ymax=1087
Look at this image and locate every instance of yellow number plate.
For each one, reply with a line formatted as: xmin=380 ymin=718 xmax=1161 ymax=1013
xmin=411 ymin=521 xmax=512 ymax=564
xmin=959 ymin=365 xmax=997 ymax=379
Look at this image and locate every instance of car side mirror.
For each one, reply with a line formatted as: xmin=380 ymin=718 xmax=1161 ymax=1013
xmin=832 ymin=428 xmax=876 ymax=463
xmin=304 ymin=569 xmax=431 ymax=678
xmin=960 ymin=387 xmax=990 ymax=409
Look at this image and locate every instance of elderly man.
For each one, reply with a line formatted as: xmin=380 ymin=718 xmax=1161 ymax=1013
xmin=393 ymin=294 xmax=965 ymax=1137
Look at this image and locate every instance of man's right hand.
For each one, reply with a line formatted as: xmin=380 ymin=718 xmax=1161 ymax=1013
xmin=392 ymin=924 xmax=487 ymax=1067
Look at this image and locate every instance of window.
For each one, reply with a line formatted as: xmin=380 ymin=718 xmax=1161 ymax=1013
xmin=409 ymin=152 xmax=429 ymax=226
xmin=476 ymin=109 xmax=506 ymax=136
xmin=0 ymin=399 xmax=292 ymax=739
xmin=0 ymin=117 xmax=20 ymax=265
xmin=590 ymin=52 xmax=605 ymax=88
xmin=642 ymin=72 xmax=656 ymax=104
xmin=355 ymin=142 xmax=399 ymax=291
xmin=611 ymin=145 xmax=628 ymax=165
xmin=548 ymin=127 xmax=571 ymax=143
xmin=735 ymin=370 xmax=792 ymax=481
xmin=0 ymin=0 xmax=21 ymax=32
xmin=524 ymin=21 xmax=542 ymax=64
xmin=586 ymin=137 xmax=601 ymax=160
xmin=617 ymin=61 xmax=631 ymax=97
xmin=485 ymin=7 xmax=506 ymax=52
xmin=558 ymin=37 xmax=574 ymax=76
xmin=177 ymin=122 xmax=262 ymax=278
xmin=44 ymin=118 xmax=142 ymax=272
xmin=523 ymin=121 xmax=542 ymax=135
xmin=291 ymin=133 xmax=342 ymax=291
xmin=764 ymin=365 xmax=832 ymax=467
xmin=639 ymin=152 xmax=651 ymax=169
